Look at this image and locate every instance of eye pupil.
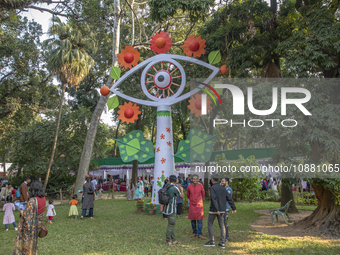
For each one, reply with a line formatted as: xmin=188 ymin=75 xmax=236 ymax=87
xmin=158 ymin=75 xmax=165 ymax=82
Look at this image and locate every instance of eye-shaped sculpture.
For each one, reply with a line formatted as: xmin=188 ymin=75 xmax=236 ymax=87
xmin=110 ymin=54 xmax=219 ymax=107
xmin=110 ymin=52 xmax=220 ymax=205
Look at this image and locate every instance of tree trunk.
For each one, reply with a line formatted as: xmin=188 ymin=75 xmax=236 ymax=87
xmin=74 ymin=0 xmax=121 ymax=195
xmin=43 ymin=82 xmax=66 ymax=191
xmin=113 ymin=120 xmax=121 ymax=157
xmin=2 ymin=155 xmax=6 ymax=176
xmin=281 ymin=181 xmax=298 ymax=213
xmin=296 ymin=184 xmax=340 ymax=236
xmin=131 ymin=109 xmax=142 ymax=186
xmin=203 ymin=106 xmax=219 ymax=200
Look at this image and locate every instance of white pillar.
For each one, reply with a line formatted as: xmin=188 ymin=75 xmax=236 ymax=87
xmin=151 ymin=105 xmax=175 ymax=204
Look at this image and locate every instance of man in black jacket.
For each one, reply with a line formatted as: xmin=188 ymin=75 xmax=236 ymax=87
xmin=204 ymin=175 xmax=236 ymax=249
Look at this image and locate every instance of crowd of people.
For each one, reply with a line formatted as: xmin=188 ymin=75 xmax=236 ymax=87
xmin=161 ymin=174 xmax=236 ymax=249
xmin=260 ymin=177 xmax=279 ymax=192
xmin=0 ymin=174 xmax=97 ymax=254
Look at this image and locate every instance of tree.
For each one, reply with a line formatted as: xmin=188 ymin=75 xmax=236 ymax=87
xmin=43 ymin=17 xmax=95 ymax=190
xmin=0 ymin=15 xmax=59 ymax=176
xmin=74 ymin=0 xmax=121 ymax=194
xmin=8 ymin=106 xmax=112 ymax=192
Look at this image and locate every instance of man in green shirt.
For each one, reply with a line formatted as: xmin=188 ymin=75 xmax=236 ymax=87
xmin=162 ymin=175 xmax=184 ymax=247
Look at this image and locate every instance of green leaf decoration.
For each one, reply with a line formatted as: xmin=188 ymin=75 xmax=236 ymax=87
xmin=107 ymin=96 xmax=119 ymax=110
xmin=110 ymin=66 xmax=121 ymax=80
xmin=115 ymin=130 xmax=154 ymax=163
xmin=208 ymin=50 xmax=221 ymax=65
xmin=157 ymin=181 xmax=162 ymax=187
xmin=174 ymin=128 xmax=217 ymax=163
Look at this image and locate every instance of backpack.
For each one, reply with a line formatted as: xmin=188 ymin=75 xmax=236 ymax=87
xmin=16 ymin=185 xmax=21 ymax=198
xmin=158 ymin=184 xmax=171 ymax=205
xmin=87 ymin=186 xmax=94 ymax=195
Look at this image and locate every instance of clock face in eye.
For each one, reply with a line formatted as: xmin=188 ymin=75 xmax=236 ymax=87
xmin=141 ymin=58 xmax=186 ymax=102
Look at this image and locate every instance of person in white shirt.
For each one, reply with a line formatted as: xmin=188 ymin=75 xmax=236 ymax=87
xmin=91 ymin=177 xmax=98 ymax=195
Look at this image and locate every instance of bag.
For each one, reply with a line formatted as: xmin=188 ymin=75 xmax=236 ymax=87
xmin=16 ymin=185 xmax=21 ymax=198
xmin=87 ymin=186 xmax=94 ymax=195
xmin=35 ymin=198 xmax=48 ymax=238
xmin=158 ymin=184 xmax=171 ymax=205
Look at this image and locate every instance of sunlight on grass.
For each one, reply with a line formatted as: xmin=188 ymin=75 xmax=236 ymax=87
xmin=0 ymin=200 xmax=338 ymax=254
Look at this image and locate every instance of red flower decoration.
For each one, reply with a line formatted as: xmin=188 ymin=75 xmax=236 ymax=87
xmin=117 ymin=46 xmax=140 ymax=69
xmin=167 ymin=141 xmax=172 ymax=147
xmin=166 ymin=177 xmax=169 ymax=179
xmin=160 ymin=134 xmax=165 ymax=139
xmin=188 ymin=93 xmax=212 ymax=117
xmin=161 ymin=158 xmax=166 ymax=164
xmin=166 ymin=127 xmax=171 ymax=133
xmin=162 ymin=171 xmax=164 ymax=174
xmin=157 ymin=177 xmax=160 ymax=180
xmin=150 ymin=31 xmax=172 ymax=54
xmin=117 ymin=102 xmax=141 ymax=124
xmin=182 ymin=35 xmax=206 ymax=58
xmin=156 ymin=147 xmax=160 ymax=153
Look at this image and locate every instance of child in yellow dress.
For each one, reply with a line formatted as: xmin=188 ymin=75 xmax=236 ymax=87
xmin=69 ymin=194 xmax=79 ymax=219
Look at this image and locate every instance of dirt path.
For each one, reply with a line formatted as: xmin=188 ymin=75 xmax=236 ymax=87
xmin=250 ymin=209 xmax=340 ymax=244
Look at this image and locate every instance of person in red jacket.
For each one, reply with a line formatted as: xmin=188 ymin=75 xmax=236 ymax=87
xmin=187 ymin=174 xmax=206 ymax=239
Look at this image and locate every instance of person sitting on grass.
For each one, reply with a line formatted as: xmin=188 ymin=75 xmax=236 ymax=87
xmin=163 ymin=175 xmax=184 ymax=247
xmin=69 ymin=195 xmax=79 ymax=219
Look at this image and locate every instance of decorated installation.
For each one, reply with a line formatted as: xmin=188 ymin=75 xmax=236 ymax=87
xmin=100 ymin=32 xmax=228 ymax=204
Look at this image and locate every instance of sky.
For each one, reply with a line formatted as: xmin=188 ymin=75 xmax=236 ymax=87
xmin=21 ymin=1 xmax=272 ymax=127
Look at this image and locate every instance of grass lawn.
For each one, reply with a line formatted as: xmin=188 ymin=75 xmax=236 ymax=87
xmin=1 ymin=198 xmax=339 ymax=254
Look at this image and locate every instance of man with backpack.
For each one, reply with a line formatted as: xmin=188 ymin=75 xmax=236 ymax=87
xmin=160 ymin=175 xmax=184 ymax=247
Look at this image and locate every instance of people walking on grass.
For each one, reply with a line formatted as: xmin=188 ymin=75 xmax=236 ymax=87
xmin=176 ymin=180 xmax=183 ymax=218
xmin=163 ymin=175 xmax=184 ymax=247
xmin=134 ymin=177 xmax=144 ymax=200
xmin=144 ymin=176 xmax=149 ymax=197
xmin=187 ymin=174 xmax=206 ymax=239
xmin=69 ymin=195 xmax=79 ymax=219
xmin=162 ymin=179 xmax=169 ymax=220
xmin=46 ymin=199 xmax=56 ymax=224
xmin=117 ymin=178 xmax=121 ymax=192
xmin=92 ymin=177 xmax=98 ymax=195
xmin=127 ymin=180 xmax=135 ymax=201
xmin=204 ymin=175 xmax=236 ymax=249
xmin=81 ymin=175 xmax=95 ymax=219
xmin=20 ymin=176 xmax=31 ymax=203
xmin=3 ymin=195 xmax=17 ymax=231
xmin=221 ymin=177 xmax=232 ymax=242
xmin=13 ymin=180 xmax=46 ymax=255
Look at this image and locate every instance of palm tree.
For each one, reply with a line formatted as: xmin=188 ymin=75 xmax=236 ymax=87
xmin=43 ymin=17 xmax=95 ymax=191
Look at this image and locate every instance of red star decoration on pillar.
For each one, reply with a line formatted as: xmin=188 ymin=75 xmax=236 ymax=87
xmin=167 ymin=141 xmax=172 ymax=147
xmin=166 ymin=127 xmax=171 ymax=133
xmin=161 ymin=158 xmax=166 ymax=164
xmin=160 ymin=134 xmax=165 ymax=139
xmin=156 ymin=147 xmax=160 ymax=153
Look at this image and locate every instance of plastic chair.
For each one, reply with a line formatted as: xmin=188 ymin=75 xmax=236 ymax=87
xmin=271 ymin=199 xmax=292 ymax=224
